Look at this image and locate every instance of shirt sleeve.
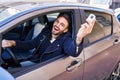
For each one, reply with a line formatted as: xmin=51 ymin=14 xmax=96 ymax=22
xmin=14 ymin=25 xmax=50 ymax=51
xmin=14 ymin=34 xmax=45 ymax=50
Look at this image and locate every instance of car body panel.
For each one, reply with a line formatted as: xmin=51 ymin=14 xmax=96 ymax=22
xmin=16 ymin=55 xmax=84 ymax=80
xmin=51 ymin=43 xmax=120 ymax=80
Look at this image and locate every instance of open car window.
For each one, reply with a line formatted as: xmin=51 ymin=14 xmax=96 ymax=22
xmin=1 ymin=10 xmax=74 ymax=75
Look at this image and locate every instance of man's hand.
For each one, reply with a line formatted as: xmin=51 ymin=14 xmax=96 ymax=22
xmin=2 ymin=39 xmax=16 ymax=49
xmin=76 ymin=17 xmax=96 ymax=45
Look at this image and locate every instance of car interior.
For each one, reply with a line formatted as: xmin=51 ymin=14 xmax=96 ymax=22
xmin=1 ymin=11 xmax=73 ymax=73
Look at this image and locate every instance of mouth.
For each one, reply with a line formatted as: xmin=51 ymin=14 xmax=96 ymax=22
xmin=53 ymin=26 xmax=59 ymax=31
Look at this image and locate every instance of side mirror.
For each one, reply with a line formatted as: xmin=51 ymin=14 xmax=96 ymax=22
xmin=0 ymin=67 xmax=15 ymax=80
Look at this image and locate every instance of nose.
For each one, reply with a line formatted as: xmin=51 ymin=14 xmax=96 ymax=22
xmin=56 ymin=22 xmax=60 ymax=27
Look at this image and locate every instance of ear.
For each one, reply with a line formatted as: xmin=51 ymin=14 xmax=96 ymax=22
xmin=63 ymin=28 xmax=68 ymax=33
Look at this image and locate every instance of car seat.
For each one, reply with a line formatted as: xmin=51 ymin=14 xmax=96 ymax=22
xmin=13 ymin=15 xmax=48 ymax=61
xmin=25 ymin=15 xmax=48 ymax=40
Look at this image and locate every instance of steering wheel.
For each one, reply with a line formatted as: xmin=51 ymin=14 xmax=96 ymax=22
xmin=3 ymin=48 xmax=20 ymax=66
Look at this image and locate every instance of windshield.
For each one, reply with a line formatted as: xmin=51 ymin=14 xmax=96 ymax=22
xmin=0 ymin=3 xmax=37 ymax=22
xmin=0 ymin=7 xmax=20 ymax=21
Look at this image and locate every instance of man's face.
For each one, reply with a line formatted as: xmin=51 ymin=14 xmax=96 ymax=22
xmin=52 ymin=16 xmax=69 ymax=35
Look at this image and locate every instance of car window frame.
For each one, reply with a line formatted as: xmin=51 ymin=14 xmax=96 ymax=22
xmin=82 ymin=10 xmax=113 ymax=46
xmin=1 ymin=8 xmax=82 ymax=78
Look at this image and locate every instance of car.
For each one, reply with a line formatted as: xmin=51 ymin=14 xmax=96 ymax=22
xmin=0 ymin=1 xmax=120 ymax=80
xmin=114 ymin=8 xmax=120 ymax=23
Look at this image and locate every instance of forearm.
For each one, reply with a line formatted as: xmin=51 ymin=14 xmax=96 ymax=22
xmin=2 ymin=40 xmax=16 ymax=48
xmin=15 ymin=34 xmax=44 ymax=50
xmin=15 ymin=40 xmax=36 ymax=50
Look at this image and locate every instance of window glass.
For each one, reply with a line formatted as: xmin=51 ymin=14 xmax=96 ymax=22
xmin=0 ymin=8 xmax=20 ymax=21
xmin=85 ymin=11 xmax=112 ymax=43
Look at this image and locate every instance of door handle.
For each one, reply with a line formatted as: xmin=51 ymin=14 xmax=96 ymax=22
xmin=66 ymin=58 xmax=82 ymax=71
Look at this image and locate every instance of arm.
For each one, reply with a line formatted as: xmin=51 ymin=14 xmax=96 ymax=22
xmin=2 ymin=34 xmax=43 ymax=50
xmin=2 ymin=24 xmax=50 ymax=50
xmin=64 ymin=17 xmax=96 ymax=57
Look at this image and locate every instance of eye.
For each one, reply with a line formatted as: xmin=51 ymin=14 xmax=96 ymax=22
xmin=60 ymin=23 xmax=65 ymax=27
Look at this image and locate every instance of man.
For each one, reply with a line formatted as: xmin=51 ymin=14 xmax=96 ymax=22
xmin=2 ymin=13 xmax=96 ymax=65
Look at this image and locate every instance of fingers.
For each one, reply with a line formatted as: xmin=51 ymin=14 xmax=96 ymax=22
xmin=2 ymin=39 xmax=14 ymax=49
xmin=77 ymin=18 xmax=96 ymax=38
xmin=76 ymin=17 xmax=96 ymax=45
xmin=2 ymin=40 xmax=8 ymax=49
xmin=82 ymin=18 xmax=96 ymax=33
xmin=81 ymin=23 xmax=92 ymax=33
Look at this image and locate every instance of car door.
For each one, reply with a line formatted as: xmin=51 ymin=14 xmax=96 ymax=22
xmin=0 ymin=6 xmax=84 ymax=80
xmin=81 ymin=10 xmax=120 ymax=80
xmin=14 ymin=8 xmax=85 ymax=80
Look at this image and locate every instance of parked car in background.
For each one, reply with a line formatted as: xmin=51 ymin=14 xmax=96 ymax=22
xmin=0 ymin=1 xmax=120 ymax=80
xmin=115 ymin=8 xmax=120 ymax=23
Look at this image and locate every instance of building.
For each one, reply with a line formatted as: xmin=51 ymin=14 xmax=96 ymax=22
xmin=110 ymin=0 xmax=120 ymax=9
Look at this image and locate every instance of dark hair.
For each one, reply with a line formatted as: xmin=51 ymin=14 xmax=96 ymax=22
xmin=57 ymin=12 xmax=71 ymax=26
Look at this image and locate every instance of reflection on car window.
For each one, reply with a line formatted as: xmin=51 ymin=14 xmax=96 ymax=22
xmin=85 ymin=11 xmax=112 ymax=44
xmin=96 ymin=15 xmax=111 ymax=26
xmin=0 ymin=8 xmax=20 ymax=21
xmin=2 ymin=11 xmax=73 ymax=72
